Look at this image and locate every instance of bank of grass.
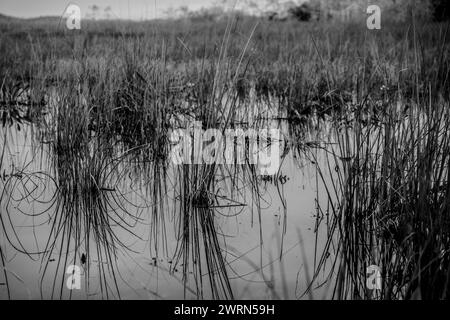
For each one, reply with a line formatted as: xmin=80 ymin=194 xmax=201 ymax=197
xmin=1 ymin=15 xmax=449 ymax=115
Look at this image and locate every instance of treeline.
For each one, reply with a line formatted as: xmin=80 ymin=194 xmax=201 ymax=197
xmin=178 ymin=0 xmax=450 ymax=23
xmin=284 ymin=0 xmax=449 ymax=22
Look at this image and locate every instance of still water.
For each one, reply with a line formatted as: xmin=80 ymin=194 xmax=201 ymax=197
xmin=0 ymin=114 xmax=339 ymax=300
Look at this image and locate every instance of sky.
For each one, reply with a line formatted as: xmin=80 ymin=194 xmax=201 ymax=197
xmin=0 ymin=0 xmax=234 ymax=19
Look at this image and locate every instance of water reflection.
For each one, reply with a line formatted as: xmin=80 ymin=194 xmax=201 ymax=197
xmin=0 ymin=105 xmax=344 ymax=300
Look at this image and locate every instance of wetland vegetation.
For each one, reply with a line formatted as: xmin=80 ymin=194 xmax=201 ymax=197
xmin=1 ymin=0 xmax=450 ymax=300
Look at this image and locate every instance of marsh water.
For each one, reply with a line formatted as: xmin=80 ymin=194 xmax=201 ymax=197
xmin=0 ymin=99 xmax=345 ymax=300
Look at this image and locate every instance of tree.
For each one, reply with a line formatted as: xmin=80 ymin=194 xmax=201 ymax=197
xmin=288 ymin=3 xmax=313 ymax=21
xmin=431 ymin=0 xmax=450 ymax=21
xmin=88 ymin=5 xmax=100 ymax=20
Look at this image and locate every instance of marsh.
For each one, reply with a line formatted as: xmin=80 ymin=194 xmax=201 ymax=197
xmin=1 ymin=0 xmax=450 ymax=300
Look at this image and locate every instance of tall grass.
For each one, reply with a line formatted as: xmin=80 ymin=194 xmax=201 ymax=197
xmin=309 ymin=80 xmax=450 ymax=300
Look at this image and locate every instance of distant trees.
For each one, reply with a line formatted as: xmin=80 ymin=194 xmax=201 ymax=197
xmin=169 ymin=0 xmax=449 ymax=22
xmin=282 ymin=0 xmax=444 ymax=23
xmin=288 ymin=3 xmax=313 ymax=21
xmin=85 ymin=4 xmax=116 ymax=20
xmin=186 ymin=6 xmax=227 ymax=21
xmin=163 ymin=5 xmax=226 ymax=21
xmin=430 ymin=0 xmax=450 ymax=21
